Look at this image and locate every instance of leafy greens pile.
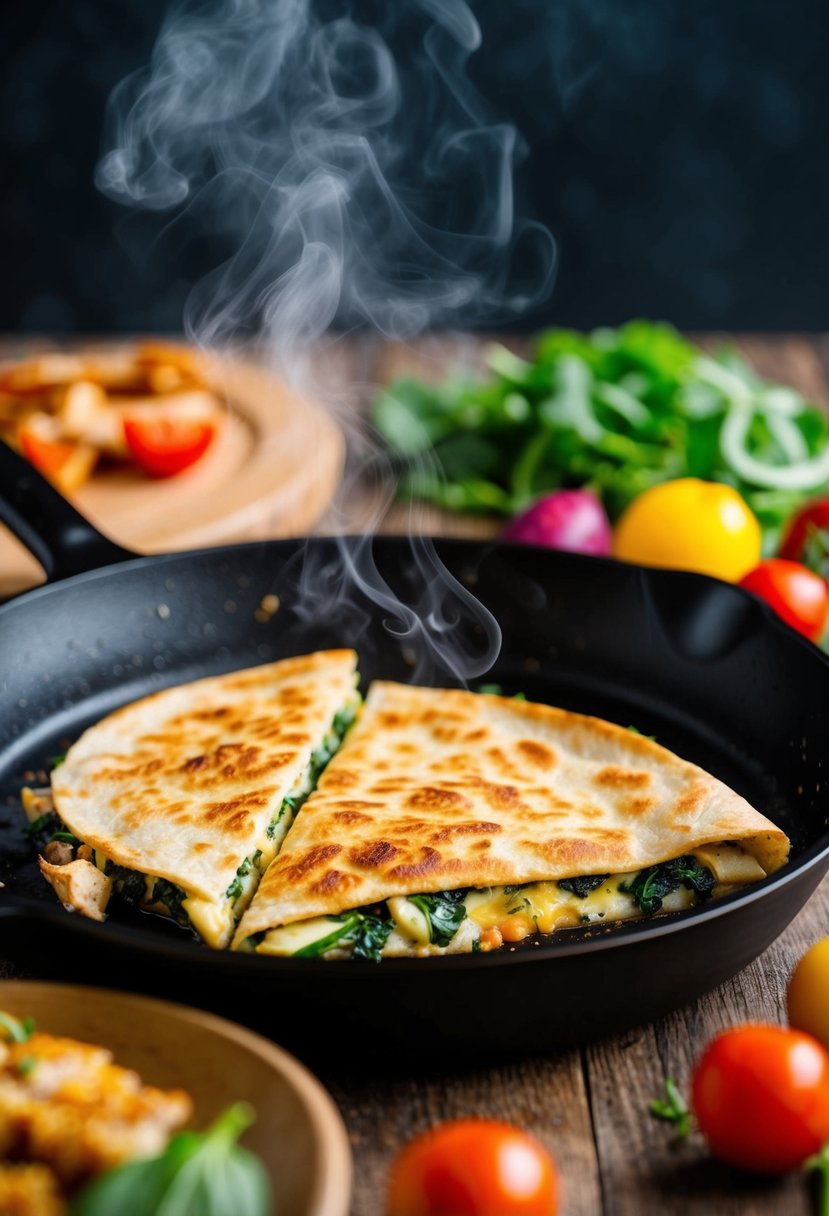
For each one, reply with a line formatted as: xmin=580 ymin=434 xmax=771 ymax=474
xmin=373 ymin=321 xmax=829 ymax=550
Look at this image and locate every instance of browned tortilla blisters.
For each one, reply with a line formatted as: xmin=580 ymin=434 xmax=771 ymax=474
xmin=46 ymin=650 xmax=359 ymax=912
xmin=233 ymin=681 xmax=790 ymax=949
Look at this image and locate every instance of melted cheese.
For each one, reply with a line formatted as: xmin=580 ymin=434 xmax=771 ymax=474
xmin=182 ymin=896 xmax=234 ymax=949
xmin=255 ymin=915 xmax=339 ymax=956
xmin=254 ymin=842 xmax=765 ymax=959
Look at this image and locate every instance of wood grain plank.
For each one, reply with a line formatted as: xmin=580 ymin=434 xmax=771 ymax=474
xmin=583 ymin=875 xmax=829 ymax=1216
xmin=322 ymin=1050 xmax=603 ymax=1216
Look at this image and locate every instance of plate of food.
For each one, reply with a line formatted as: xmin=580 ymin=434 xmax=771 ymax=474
xmin=1 ymin=442 xmax=828 ymax=1063
xmin=0 ymin=341 xmax=344 ymax=598
xmin=0 ymin=980 xmax=351 ymax=1216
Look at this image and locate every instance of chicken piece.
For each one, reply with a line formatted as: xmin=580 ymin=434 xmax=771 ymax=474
xmin=0 ymin=1033 xmax=192 ymax=1186
xmin=42 ymin=841 xmax=74 ymax=867
xmin=0 ymin=354 xmax=87 ymax=396
xmin=37 ymin=858 xmax=112 ymax=922
xmin=56 ymin=381 xmax=126 ymax=455
xmin=0 ymin=1164 xmax=65 ymax=1216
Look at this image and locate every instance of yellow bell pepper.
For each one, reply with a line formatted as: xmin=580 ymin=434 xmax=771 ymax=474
xmin=613 ymin=478 xmax=762 ymax=582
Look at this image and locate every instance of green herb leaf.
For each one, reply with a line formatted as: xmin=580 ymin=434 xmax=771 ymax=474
xmin=649 ymin=1077 xmax=691 ymax=1139
xmin=70 ymin=1103 xmax=271 ymax=1216
xmin=0 ymin=1012 xmax=36 ymax=1044
xmin=805 ymin=1143 xmax=829 ymax=1216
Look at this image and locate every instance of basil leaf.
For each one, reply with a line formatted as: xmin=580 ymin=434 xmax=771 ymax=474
xmin=71 ymin=1104 xmax=270 ymax=1216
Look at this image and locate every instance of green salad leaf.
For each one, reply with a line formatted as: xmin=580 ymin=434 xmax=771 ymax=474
xmin=373 ymin=321 xmax=829 ymax=551
xmin=71 ymin=1103 xmax=271 ymax=1216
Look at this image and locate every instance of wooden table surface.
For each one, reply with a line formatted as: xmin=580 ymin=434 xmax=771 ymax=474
xmin=3 ymin=333 xmax=829 ymax=1216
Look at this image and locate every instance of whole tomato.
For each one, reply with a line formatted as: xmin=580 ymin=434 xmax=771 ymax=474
xmin=780 ymin=498 xmax=829 ymax=575
xmin=691 ymin=1025 xmax=829 ymax=1173
xmin=739 ymin=559 xmax=829 ymax=642
xmin=386 ymin=1119 xmax=559 ymax=1216
xmin=788 ymin=939 xmax=829 ymax=1052
xmin=612 ymin=478 xmax=761 ymax=581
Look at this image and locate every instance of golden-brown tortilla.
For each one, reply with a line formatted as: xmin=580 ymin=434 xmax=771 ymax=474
xmin=51 ymin=650 xmax=358 ymax=904
xmin=233 ymin=681 xmax=789 ymax=945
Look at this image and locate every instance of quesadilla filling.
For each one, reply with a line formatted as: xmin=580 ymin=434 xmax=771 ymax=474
xmin=243 ymin=842 xmax=767 ymax=960
xmin=22 ymin=699 xmax=360 ymax=947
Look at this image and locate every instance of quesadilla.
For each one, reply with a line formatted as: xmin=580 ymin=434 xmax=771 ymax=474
xmin=233 ymin=681 xmax=790 ymax=959
xmin=32 ymin=650 xmax=360 ymax=947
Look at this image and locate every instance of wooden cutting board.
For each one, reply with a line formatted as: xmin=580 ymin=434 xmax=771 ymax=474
xmin=0 ymin=343 xmax=345 ymax=599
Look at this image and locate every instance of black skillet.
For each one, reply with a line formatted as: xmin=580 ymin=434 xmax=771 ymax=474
xmin=1 ymin=442 xmax=828 ymax=1066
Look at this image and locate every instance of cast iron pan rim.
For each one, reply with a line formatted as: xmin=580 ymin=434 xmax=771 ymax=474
xmin=4 ymin=534 xmax=827 ymax=674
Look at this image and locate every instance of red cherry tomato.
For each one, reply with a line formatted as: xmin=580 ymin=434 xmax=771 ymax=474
xmin=780 ymin=498 xmax=829 ymax=574
xmin=122 ymin=415 xmax=216 ymax=477
xmin=692 ymin=1025 xmax=829 ymax=1173
xmin=739 ymin=558 xmax=829 ymax=642
xmin=386 ymin=1119 xmax=559 ymax=1216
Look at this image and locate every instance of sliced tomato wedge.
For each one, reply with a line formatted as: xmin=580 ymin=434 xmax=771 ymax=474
xmin=122 ymin=415 xmax=216 ymax=478
xmin=18 ymin=424 xmax=98 ymax=492
xmin=19 ymin=428 xmax=77 ymax=478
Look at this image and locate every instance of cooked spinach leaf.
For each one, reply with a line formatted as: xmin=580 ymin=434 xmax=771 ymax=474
xmin=350 ymin=914 xmax=394 ymax=962
xmin=557 ymin=874 xmax=610 ymax=899
xmin=225 ymin=851 xmax=262 ymax=902
xmin=625 ymin=856 xmax=715 ymax=916
xmin=108 ymin=865 xmax=147 ymax=905
xmin=23 ymin=811 xmax=60 ymax=840
xmin=267 ymin=796 xmax=295 ymax=839
xmin=293 ymin=913 xmax=362 ymax=958
xmin=49 ymin=830 xmax=80 ymax=845
xmin=294 ymin=910 xmax=393 ymax=962
xmin=409 ymin=892 xmax=467 ymax=946
xmin=151 ymin=878 xmax=188 ymax=921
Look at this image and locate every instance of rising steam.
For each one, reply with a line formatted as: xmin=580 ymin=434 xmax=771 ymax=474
xmin=97 ymin=0 xmax=556 ymax=680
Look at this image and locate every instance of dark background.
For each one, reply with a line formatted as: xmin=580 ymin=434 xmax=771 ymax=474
xmin=2 ymin=0 xmax=827 ymax=334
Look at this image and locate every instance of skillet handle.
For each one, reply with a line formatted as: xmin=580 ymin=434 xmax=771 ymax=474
xmin=0 ymin=442 xmax=135 ymax=582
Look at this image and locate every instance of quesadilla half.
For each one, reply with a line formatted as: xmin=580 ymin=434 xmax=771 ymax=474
xmin=31 ymin=650 xmax=360 ymax=947
xmin=234 ymin=681 xmax=790 ymax=959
